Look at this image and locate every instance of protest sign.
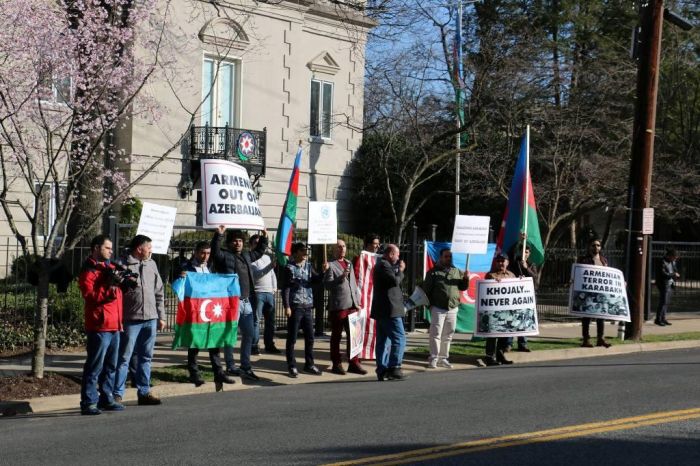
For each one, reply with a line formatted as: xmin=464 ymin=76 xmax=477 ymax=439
xmin=451 ymin=215 xmax=490 ymax=254
xmin=569 ymin=264 xmax=630 ymax=322
xmin=307 ymin=201 xmax=337 ymax=244
xmin=475 ymin=277 xmax=538 ymax=337
xmin=136 ymin=202 xmax=177 ymax=255
xmin=201 ymin=159 xmax=265 ymax=229
xmin=348 ymin=311 xmax=366 ymax=359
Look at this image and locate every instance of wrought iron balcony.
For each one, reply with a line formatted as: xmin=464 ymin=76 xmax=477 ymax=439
xmin=189 ymin=124 xmax=266 ymax=176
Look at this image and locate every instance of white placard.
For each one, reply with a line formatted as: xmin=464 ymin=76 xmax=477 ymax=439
xmin=451 ymin=215 xmax=490 ymax=254
xmin=474 ymin=277 xmax=539 ymax=337
xmin=348 ymin=311 xmax=365 ymax=359
xmin=307 ymin=201 xmax=337 ymax=244
xmin=568 ymin=264 xmax=630 ymax=322
xmin=136 ymin=202 xmax=177 ymax=255
xmin=642 ymin=208 xmax=654 ymax=235
xmin=201 ymin=159 xmax=265 ymax=230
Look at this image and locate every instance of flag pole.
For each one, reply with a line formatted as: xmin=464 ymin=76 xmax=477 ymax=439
xmin=521 ymin=125 xmax=530 ymax=261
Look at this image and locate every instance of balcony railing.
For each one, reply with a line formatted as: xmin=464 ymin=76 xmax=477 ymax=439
xmin=189 ymin=124 xmax=266 ymax=176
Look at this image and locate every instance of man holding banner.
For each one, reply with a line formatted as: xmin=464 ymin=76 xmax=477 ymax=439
xmin=483 ymin=254 xmax=516 ymax=366
xmin=577 ymin=238 xmax=612 ymax=348
xmin=211 ymin=227 xmax=268 ymax=380
xmin=423 ymin=248 xmax=469 ymax=369
xmin=179 ymin=242 xmax=235 ymax=387
xmin=324 ymin=239 xmax=366 ymax=375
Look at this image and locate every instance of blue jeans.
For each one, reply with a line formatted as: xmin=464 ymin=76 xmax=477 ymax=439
xmin=375 ymin=317 xmax=406 ymax=375
xmin=252 ymin=292 xmax=276 ymax=350
xmin=80 ymin=331 xmax=120 ymax=409
xmin=505 ymin=336 xmax=528 ymax=348
xmin=115 ymin=319 xmax=157 ymax=397
xmin=224 ymin=299 xmax=253 ymax=370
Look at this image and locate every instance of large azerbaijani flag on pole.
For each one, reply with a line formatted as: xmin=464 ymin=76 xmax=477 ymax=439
xmin=274 ymin=145 xmax=303 ymax=266
xmin=424 ymin=242 xmax=496 ymax=333
xmin=495 ymin=126 xmax=545 ymax=266
xmin=171 ymin=273 xmax=240 ymax=349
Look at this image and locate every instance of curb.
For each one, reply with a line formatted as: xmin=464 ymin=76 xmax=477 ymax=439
xmin=2 ymin=340 xmax=699 ymax=416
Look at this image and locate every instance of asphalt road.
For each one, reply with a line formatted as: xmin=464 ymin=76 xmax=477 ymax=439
xmin=1 ymin=349 xmax=699 ymax=466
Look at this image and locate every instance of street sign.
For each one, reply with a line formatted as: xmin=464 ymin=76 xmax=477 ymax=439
xmin=642 ymin=208 xmax=654 ymax=235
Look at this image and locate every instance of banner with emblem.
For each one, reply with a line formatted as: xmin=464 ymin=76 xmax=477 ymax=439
xmin=171 ymin=273 xmax=240 ymax=349
xmin=307 ymin=201 xmax=338 ymax=244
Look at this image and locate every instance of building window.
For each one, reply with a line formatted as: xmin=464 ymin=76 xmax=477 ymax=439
xmin=201 ymin=57 xmax=238 ymax=127
xmin=310 ymin=79 xmax=333 ymax=139
xmin=39 ymin=74 xmax=72 ymax=105
xmin=34 ymin=182 xmax=67 ymax=237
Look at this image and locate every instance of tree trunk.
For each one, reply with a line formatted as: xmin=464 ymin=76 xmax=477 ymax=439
xmin=31 ymin=262 xmax=51 ymax=378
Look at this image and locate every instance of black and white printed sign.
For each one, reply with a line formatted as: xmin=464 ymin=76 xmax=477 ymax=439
xmin=569 ymin=264 xmax=630 ymax=322
xmin=475 ymin=277 xmax=539 ymax=337
xmin=201 ymin=159 xmax=265 ymax=229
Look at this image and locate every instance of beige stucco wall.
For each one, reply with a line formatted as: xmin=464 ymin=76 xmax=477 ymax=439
xmin=0 ymin=0 xmax=372 ymax=276
xmin=128 ymin=0 xmax=372 ymax=232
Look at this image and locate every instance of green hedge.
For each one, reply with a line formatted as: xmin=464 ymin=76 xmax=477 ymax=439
xmin=0 ymin=321 xmax=85 ymax=353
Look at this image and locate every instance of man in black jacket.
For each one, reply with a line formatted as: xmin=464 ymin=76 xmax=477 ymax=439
xmin=370 ymin=244 xmax=406 ymax=381
xmin=211 ymin=226 xmax=267 ymax=381
xmin=655 ymin=248 xmax=679 ymax=326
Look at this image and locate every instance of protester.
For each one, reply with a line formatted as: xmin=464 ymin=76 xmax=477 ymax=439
xmin=282 ymin=242 xmax=326 ymax=377
xmin=353 ymin=233 xmax=381 ymax=281
xmin=211 ymin=227 xmax=268 ymax=381
xmin=483 ymin=253 xmax=516 ymax=366
xmin=114 ymin=235 xmax=165 ymax=406
xmin=655 ymin=248 xmax=680 ymax=326
xmin=423 ymin=248 xmax=469 ymax=369
xmin=324 ymin=239 xmax=367 ymax=375
xmin=371 ymin=244 xmax=407 ymax=381
xmin=78 ymin=235 xmax=124 ymax=415
xmin=505 ymin=244 xmax=538 ymax=352
xmin=249 ymin=234 xmax=281 ymax=354
xmin=578 ymin=238 xmax=611 ymax=348
xmin=181 ymin=241 xmax=235 ymax=387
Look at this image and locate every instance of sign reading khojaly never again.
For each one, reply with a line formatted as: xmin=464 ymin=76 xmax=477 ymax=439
xmin=475 ymin=277 xmax=538 ymax=337
xmin=201 ymin=159 xmax=265 ymax=229
xmin=568 ymin=264 xmax=630 ymax=322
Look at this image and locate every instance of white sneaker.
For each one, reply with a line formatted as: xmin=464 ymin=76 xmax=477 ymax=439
xmin=438 ymin=358 xmax=453 ymax=368
xmin=428 ymin=358 xmax=438 ymax=369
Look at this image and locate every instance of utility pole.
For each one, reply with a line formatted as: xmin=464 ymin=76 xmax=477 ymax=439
xmin=625 ymin=0 xmax=664 ymax=340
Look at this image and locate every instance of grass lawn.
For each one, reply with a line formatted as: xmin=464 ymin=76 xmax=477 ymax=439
xmin=406 ymin=332 xmax=700 ymax=356
xmin=150 ymin=365 xmax=216 ymax=384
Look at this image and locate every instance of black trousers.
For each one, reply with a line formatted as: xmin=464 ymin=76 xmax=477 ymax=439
xmin=187 ymin=347 xmax=224 ymax=376
xmin=286 ymin=307 xmax=315 ymax=368
xmin=582 ymin=318 xmax=605 ymax=340
xmin=485 ymin=337 xmax=509 ymax=359
xmin=656 ymin=286 xmax=672 ymax=322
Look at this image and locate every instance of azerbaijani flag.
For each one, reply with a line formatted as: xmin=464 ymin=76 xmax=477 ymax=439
xmin=424 ymin=241 xmax=496 ymax=333
xmin=274 ymin=145 xmax=302 ymax=265
xmin=495 ymin=126 xmax=545 ymax=266
xmin=171 ymin=273 xmax=240 ymax=349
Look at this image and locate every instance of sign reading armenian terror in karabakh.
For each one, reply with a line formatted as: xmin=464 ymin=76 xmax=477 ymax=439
xmin=201 ymin=159 xmax=265 ymax=229
xmin=568 ymin=264 xmax=630 ymax=322
xmin=475 ymin=277 xmax=538 ymax=337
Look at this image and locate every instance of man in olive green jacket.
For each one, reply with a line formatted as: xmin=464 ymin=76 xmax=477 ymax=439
xmin=423 ymin=248 xmax=469 ymax=368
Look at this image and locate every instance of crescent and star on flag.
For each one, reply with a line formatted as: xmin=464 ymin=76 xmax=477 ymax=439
xmin=199 ymin=299 xmax=225 ymax=322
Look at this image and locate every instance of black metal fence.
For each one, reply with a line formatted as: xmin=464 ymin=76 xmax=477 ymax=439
xmin=2 ymin=231 xmax=700 ymax=335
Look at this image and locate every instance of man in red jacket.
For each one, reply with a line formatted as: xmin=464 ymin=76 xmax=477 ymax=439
xmin=78 ymin=235 xmax=124 ymax=415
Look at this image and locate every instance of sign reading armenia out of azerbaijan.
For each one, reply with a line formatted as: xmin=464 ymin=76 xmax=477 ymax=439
xmin=569 ymin=264 xmax=630 ymax=322
xmin=201 ymin=159 xmax=265 ymax=229
xmin=475 ymin=277 xmax=538 ymax=337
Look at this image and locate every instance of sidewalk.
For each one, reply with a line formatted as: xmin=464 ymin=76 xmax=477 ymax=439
xmin=2 ymin=312 xmax=700 ymax=414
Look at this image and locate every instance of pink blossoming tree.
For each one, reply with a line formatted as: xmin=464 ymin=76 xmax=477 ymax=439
xmin=0 ymin=0 xmax=196 ymax=377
